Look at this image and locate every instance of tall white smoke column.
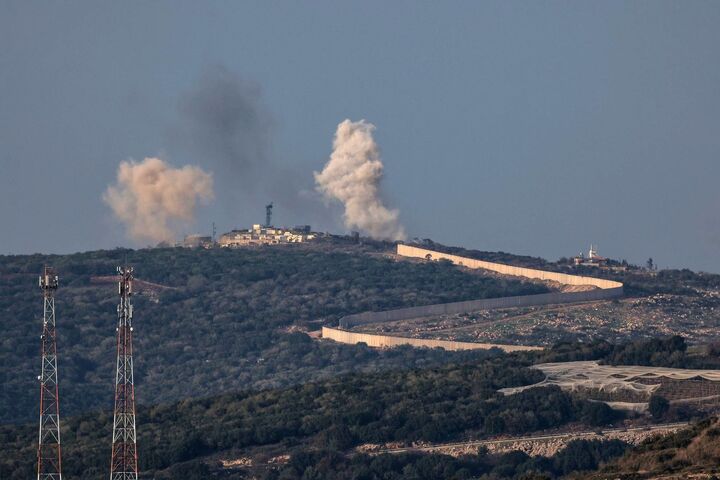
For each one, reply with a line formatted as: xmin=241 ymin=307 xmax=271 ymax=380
xmin=315 ymin=119 xmax=406 ymax=241
xmin=103 ymin=157 xmax=214 ymax=243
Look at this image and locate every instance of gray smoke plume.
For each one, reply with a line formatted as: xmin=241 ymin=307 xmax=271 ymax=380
xmin=177 ymin=66 xmax=272 ymax=185
xmin=175 ymin=66 xmax=324 ymax=227
xmin=314 ymin=119 xmax=406 ymax=241
xmin=103 ymin=157 xmax=214 ymax=243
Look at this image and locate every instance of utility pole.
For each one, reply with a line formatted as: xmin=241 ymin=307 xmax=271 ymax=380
xmin=37 ymin=267 xmax=62 ymax=480
xmin=110 ymin=266 xmax=139 ymax=480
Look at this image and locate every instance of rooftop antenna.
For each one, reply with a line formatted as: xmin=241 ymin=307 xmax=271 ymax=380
xmin=37 ymin=266 xmax=62 ymax=480
xmin=265 ymin=202 xmax=273 ymax=228
xmin=212 ymin=222 xmax=216 ymax=243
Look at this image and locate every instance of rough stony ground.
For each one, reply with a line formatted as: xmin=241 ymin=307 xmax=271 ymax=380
xmin=355 ymin=424 xmax=687 ymax=458
xmin=449 ymin=426 xmax=684 ymax=458
xmin=352 ymin=294 xmax=720 ymax=347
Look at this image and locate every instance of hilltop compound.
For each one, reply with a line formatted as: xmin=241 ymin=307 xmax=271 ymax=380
xmin=219 ymin=224 xmax=316 ymax=247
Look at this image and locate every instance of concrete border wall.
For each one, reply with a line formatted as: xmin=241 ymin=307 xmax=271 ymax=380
xmin=339 ymin=288 xmax=622 ymax=328
xmin=337 ymin=245 xmax=623 ymax=329
xmin=322 ymin=327 xmax=542 ymax=352
xmin=397 ymin=244 xmax=623 ymax=290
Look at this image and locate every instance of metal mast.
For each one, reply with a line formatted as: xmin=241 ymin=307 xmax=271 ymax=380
xmin=265 ymin=202 xmax=273 ymax=227
xmin=37 ymin=267 xmax=62 ymax=480
xmin=110 ymin=266 xmax=139 ymax=480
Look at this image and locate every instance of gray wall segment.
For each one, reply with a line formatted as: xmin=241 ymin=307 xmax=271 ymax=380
xmin=397 ymin=244 xmax=623 ymax=290
xmin=336 ymin=245 xmax=624 ymax=329
xmin=322 ymin=327 xmax=543 ymax=352
xmin=339 ymin=288 xmax=622 ymax=328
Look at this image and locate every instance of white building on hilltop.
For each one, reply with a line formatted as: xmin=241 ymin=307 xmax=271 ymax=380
xmin=219 ymin=224 xmax=316 ymax=247
xmin=573 ymin=244 xmax=608 ymax=267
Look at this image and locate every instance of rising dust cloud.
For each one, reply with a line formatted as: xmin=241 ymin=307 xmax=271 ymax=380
xmin=103 ymin=157 xmax=214 ymax=244
xmin=315 ymin=119 xmax=406 ymax=241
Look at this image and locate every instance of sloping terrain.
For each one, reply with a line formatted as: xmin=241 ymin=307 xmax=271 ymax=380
xmin=588 ymin=416 xmax=720 ymax=479
xmin=345 ymin=244 xmax=720 ymax=349
xmin=0 ymin=350 xmax=629 ymax=479
xmin=0 ymin=241 xmax=548 ymax=423
xmin=5 ymin=240 xmax=720 ymax=479
xmin=352 ymin=288 xmax=720 ymax=347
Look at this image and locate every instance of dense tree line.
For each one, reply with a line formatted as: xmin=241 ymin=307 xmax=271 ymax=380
xmin=124 ymin=439 xmax=630 ymax=480
xmin=0 ymin=353 xmax=626 ymax=479
xmin=244 ymin=439 xmax=627 ymax=480
xmin=598 ymin=417 xmax=720 ymax=478
xmin=4 ymin=241 xmax=714 ymax=478
xmin=0 ymin=243 xmax=548 ymax=423
xmin=540 ymin=335 xmax=720 ymax=369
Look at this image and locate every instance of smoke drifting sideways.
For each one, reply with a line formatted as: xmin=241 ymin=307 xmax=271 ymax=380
xmin=103 ymin=157 xmax=214 ymax=244
xmin=315 ymin=120 xmax=406 ymax=241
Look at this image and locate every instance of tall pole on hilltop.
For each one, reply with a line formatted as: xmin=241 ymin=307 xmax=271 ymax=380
xmin=37 ymin=267 xmax=62 ymax=480
xmin=265 ymin=202 xmax=273 ymax=227
xmin=110 ymin=266 xmax=139 ymax=480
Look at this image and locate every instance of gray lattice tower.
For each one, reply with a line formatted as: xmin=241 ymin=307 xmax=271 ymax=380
xmin=110 ymin=266 xmax=139 ymax=480
xmin=37 ymin=267 xmax=62 ymax=480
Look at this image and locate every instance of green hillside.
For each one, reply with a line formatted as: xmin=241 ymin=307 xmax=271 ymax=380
xmin=0 ymin=241 xmax=547 ymax=423
xmin=0 ymin=351 xmax=629 ymax=479
xmin=587 ymin=416 xmax=720 ymax=479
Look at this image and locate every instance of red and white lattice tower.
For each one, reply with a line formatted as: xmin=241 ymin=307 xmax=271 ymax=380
xmin=37 ymin=267 xmax=62 ymax=480
xmin=110 ymin=266 xmax=139 ymax=480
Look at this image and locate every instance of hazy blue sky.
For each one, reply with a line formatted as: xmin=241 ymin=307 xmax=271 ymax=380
xmin=1 ymin=2 xmax=719 ymax=272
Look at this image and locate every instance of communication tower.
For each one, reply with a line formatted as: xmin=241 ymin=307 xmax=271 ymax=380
xmin=37 ymin=267 xmax=62 ymax=480
xmin=265 ymin=202 xmax=273 ymax=227
xmin=110 ymin=266 xmax=139 ymax=480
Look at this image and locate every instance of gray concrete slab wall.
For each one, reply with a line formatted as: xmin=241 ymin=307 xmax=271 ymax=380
xmin=336 ymin=245 xmax=623 ymax=329
xmin=397 ymin=244 xmax=623 ymax=290
xmin=321 ymin=327 xmax=543 ymax=352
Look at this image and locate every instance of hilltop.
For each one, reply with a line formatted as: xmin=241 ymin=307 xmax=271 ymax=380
xmin=0 ymin=239 xmax=547 ymax=424
xmin=3 ymin=238 xmax=720 ymax=478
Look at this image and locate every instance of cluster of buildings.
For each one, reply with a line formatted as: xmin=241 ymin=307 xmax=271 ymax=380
xmin=182 ymin=204 xmax=317 ymax=248
xmin=217 ymin=224 xmax=315 ymax=247
xmin=182 ymin=225 xmax=316 ymax=249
